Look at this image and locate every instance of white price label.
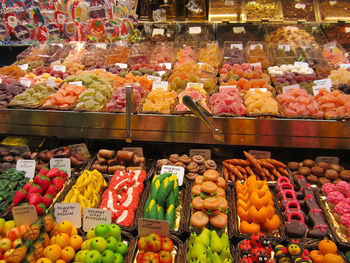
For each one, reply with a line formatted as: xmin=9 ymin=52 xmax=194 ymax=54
xmin=160 ymin=165 xmax=185 ymax=186
xmin=189 ymin=26 xmax=201 ymax=34
xmin=233 ymin=27 xmax=245 ymax=34
xmin=50 ymin=158 xmax=71 ymax=177
xmin=187 ymin=82 xmax=204 ymax=89
xmin=345 ymin=27 xmax=350 ymax=33
xmin=251 ymin=88 xmax=268 ymax=92
xmin=340 ymin=64 xmax=350 ymax=69
xmin=147 ymin=75 xmax=161 ymax=81
xmin=83 ymin=208 xmax=112 ymax=232
xmin=225 ymin=0 xmax=234 ymax=5
xmin=69 ymin=81 xmax=83 ymax=86
xmin=115 ymin=63 xmax=128 ymax=69
xmin=19 ymin=80 xmax=31 ymax=87
xmin=294 ymin=61 xmax=309 ymax=69
xmin=157 ymin=71 xmax=166 ymax=76
xmin=53 ymin=65 xmax=66 ymax=73
xmin=314 ymin=78 xmax=332 ymax=88
xmin=152 ymin=28 xmax=165 ymax=36
xmin=152 ymin=81 xmax=168 ymax=91
xmin=13 ymin=205 xmax=38 ymax=227
xmin=96 ymin=43 xmax=107 ymax=49
xmin=324 ymin=41 xmax=337 ymax=50
xmin=278 ymin=44 xmax=291 ymax=52
xmin=18 ymin=64 xmax=28 ymax=70
xmin=159 ymin=63 xmax=172 ymax=70
xmin=231 ymin=44 xmax=243 ymax=50
xmin=138 ymin=218 xmax=169 ymax=237
xmin=313 ymin=85 xmax=331 ymax=96
xmin=283 ymin=84 xmax=300 ymax=93
xmin=219 ymin=85 xmax=236 ymax=91
xmin=16 ymin=160 xmax=36 ymax=179
xmin=250 ymin=44 xmax=263 ymax=50
xmin=295 ymin=3 xmax=305 ymax=9
xmin=329 ymin=1 xmax=337 ymax=5
xmin=54 ymin=203 xmax=81 ymax=228
xmin=250 ymin=62 xmax=262 ymax=68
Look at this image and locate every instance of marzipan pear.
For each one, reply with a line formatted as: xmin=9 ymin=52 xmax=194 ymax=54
xmin=210 ymin=230 xmax=223 ymax=253
xmin=191 ymin=237 xmax=206 ymax=259
xmin=199 ymin=228 xmax=210 ymax=247
xmin=212 ymin=252 xmax=221 ymax=263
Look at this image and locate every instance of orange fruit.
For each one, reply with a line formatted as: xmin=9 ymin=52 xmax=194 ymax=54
xmin=43 ymin=244 xmax=62 ymax=261
xmin=71 ymin=227 xmax=78 ymax=236
xmin=319 ymin=238 xmax=337 ymax=255
xmin=70 ymin=235 xmax=83 ymax=251
xmin=49 ymin=236 xmax=56 ymax=245
xmin=58 ymin=221 xmax=73 ymax=234
xmin=60 ymin=246 xmax=75 ymax=262
xmin=310 ymin=250 xmax=324 ymax=263
xmin=55 ymin=233 xmax=71 ymax=248
xmin=35 ymin=258 xmax=53 ymax=263
xmin=324 ymin=253 xmax=344 ymax=263
xmin=56 ymin=260 xmax=65 ymax=263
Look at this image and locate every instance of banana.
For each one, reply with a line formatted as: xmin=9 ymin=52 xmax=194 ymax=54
xmin=82 ymin=172 xmax=92 ymax=187
xmin=75 ymin=173 xmax=85 ymax=186
xmin=70 ymin=194 xmax=78 ymax=203
xmin=63 ymin=189 xmax=74 ymax=203
xmin=85 ymin=185 xmax=93 ymax=200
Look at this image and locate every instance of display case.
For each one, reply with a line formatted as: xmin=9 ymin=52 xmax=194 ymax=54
xmin=208 ymin=0 xmax=242 ymax=22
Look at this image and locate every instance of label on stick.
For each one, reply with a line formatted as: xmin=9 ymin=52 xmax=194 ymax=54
xmin=189 ymin=27 xmax=201 ymax=34
xmin=13 ymin=205 xmax=38 ymax=227
xmin=160 ymin=165 xmax=185 ymax=186
xmin=16 ymin=159 xmax=35 ymax=179
xmin=54 ymin=203 xmax=81 ymax=227
xmin=50 ymin=158 xmax=71 ymax=177
xmin=83 ymin=208 xmax=112 ymax=232
xmin=138 ymin=218 xmax=169 ymax=237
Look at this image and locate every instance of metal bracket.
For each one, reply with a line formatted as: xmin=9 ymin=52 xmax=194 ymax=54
xmin=125 ymin=85 xmax=134 ymax=143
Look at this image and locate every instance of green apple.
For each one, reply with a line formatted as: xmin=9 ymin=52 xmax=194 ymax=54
xmin=114 ymin=252 xmax=124 ymax=263
xmin=75 ymin=250 xmax=89 ymax=262
xmin=81 ymin=240 xmax=91 ymax=250
xmin=106 ymin=236 xmax=118 ymax=252
xmin=101 ymin=249 xmax=115 ymax=263
xmin=108 ymin=224 xmax=121 ymax=242
xmin=87 ymin=229 xmax=96 ymax=239
xmin=84 ymin=250 xmax=102 ymax=263
xmin=116 ymin=241 xmax=128 ymax=256
xmin=89 ymin=237 xmax=107 ymax=253
xmin=94 ymin=224 xmax=110 ymax=239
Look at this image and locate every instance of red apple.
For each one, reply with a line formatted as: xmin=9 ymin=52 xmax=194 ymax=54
xmin=137 ymin=237 xmax=147 ymax=250
xmin=145 ymin=233 xmax=163 ymax=252
xmin=162 ymin=238 xmax=173 ymax=252
xmin=141 ymin=251 xmax=160 ymax=263
xmin=159 ymin=250 xmax=172 ymax=263
xmin=136 ymin=250 xmax=145 ymax=263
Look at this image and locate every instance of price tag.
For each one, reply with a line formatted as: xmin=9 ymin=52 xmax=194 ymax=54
xmin=251 ymin=88 xmax=268 ymax=92
xmin=16 ymin=160 xmax=35 ymax=179
xmin=219 ymin=85 xmax=236 ymax=91
xmin=19 ymin=80 xmax=31 ymax=87
xmin=189 ymin=26 xmax=201 ymax=34
xmin=278 ymin=44 xmax=291 ymax=52
xmin=13 ymin=205 xmax=38 ymax=226
xmin=50 ymin=158 xmax=71 ymax=177
xmin=53 ymin=65 xmax=66 ymax=73
xmin=147 ymin=75 xmax=161 ymax=81
xmin=316 ymin=156 xmax=339 ymax=164
xmin=0 ymin=79 xmax=2 ymax=84
xmin=313 ymin=85 xmax=331 ymax=96
xmin=346 ymin=27 xmax=350 ymax=33
xmin=189 ymin=149 xmax=211 ymax=160
xmin=83 ymin=208 xmax=112 ymax=232
xmin=324 ymin=41 xmax=337 ymax=50
xmin=340 ymin=64 xmax=350 ymax=69
xmin=329 ymin=1 xmax=337 ymax=5
xmin=225 ymin=0 xmax=234 ymax=5
xmin=96 ymin=43 xmax=107 ymax=49
xmin=249 ymin=150 xmax=271 ymax=159
xmin=115 ymin=63 xmax=128 ymax=69
xmin=295 ymin=3 xmax=305 ymax=9
xmin=157 ymin=71 xmax=166 ymax=76
xmin=250 ymin=62 xmax=262 ymax=68
xmin=122 ymin=147 xmax=144 ymax=157
xmin=18 ymin=64 xmax=28 ymax=70
xmin=160 ymin=165 xmax=185 ymax=186
xmin=314 ymin=78 xmax=332 ymax=88
xmin=294 ymin=62 xmax=309 ymax=69
xmin=233 ymin=27 xmax=245 ymax=34
xmin=231 ymin=44 xmax=243 ymax=50
xmin=283 ymin=84 xmax=300 ymax=93
xmin=250 ymin=44 xmax=263 ymax=50
xmin=152 ymin=81 xmax=168 ymax=91
xmin=187 ymin=82 xmax=204 ymax=89
xmin=138 ymin=218 xmax=169 ymax=237
xmin=159 ymin=63 xmax=172 ymax=70
xmin=69 ymin=81 xmax=83 ymax=86
xmin=54 ymin=203 xmax=81 ymax=227
xmin=152 ymin=28 xmax=165 ymax=36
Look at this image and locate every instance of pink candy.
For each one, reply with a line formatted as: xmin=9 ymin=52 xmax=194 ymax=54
xmin=209 ymin=87 xmax=247 ymax=116
xmin=322 ymin=182 xmax=337 ymax=195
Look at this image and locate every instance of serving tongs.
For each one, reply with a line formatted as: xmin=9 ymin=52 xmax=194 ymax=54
xmin=125 ymin=85 xmax=135 ymax=143
xmin=182 ymin=94 xmax=224 ymax=142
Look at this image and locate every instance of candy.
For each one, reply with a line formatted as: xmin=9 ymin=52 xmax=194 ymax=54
xmin=220 ymin=63 xmax=270 ymax=83
xmin=209 ymin=87 xmax=247 ymax=116
xmin=221 ymin=77 xmax=273 ymax=93
xmin=315 ymin=89 xmax=350 ymax=118
xmin=0 ymin=65 xmax=26 ymax=78
xmin=246 ymin=43 xmax=270 ymax=68
xmin=143 ymin=87 xmax=177 ymax=114
xmin=323 ymin=46 xmax=350 ymax=69
xmin=244 ymin=89 xmax=279 ymax=114
xmin=176 ymin=83 xmax=210 ymax=112
xmin=175 ymin=45 xmax=196 ymax=65
xmin=245 ymin=0 xmax=279 ymax=21
xmin=10 ymin=83 xmax=56 ymax=107
xmin=105 ymin=84 xmax=145 ymax=112
xmin=113 ymin=73 xmax=155 ymax=91
xmin=198 ymin=42 xmax=221 ymax=69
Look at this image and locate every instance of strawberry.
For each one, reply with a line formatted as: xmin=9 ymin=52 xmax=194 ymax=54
xmin=37 ymin=176 xmax=51 ymax=192
xmin=27 ymin=184 xmax=42 ymax=197
xmin=23 ymin=182 xmax=33 ymax=192
xmin=45 ymin=185 xmax=57 ymax=197
xmin=33 ymin=174 xmax=44 ymax=185
xmin=52 ymin=177 xmax=64 ymax=191
xmin=13 ymin=189 xmax=27 ymax=206
xmin=59 ymin=170 xmax=68 ymax=180
xmin=46 ymin=168 xmax=59 ymax=179
xmin=18 ymin=202 xmax=28 ymax=206
xmin=42 ymin=194 xmax=53 ymax=207
xmin=38 ymin=167 xmax=49 ymax=175
xmin=28 ymin=193 xmax=42 ymax=206
xmin=36 ymin=203 xmax=46 ymax=216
